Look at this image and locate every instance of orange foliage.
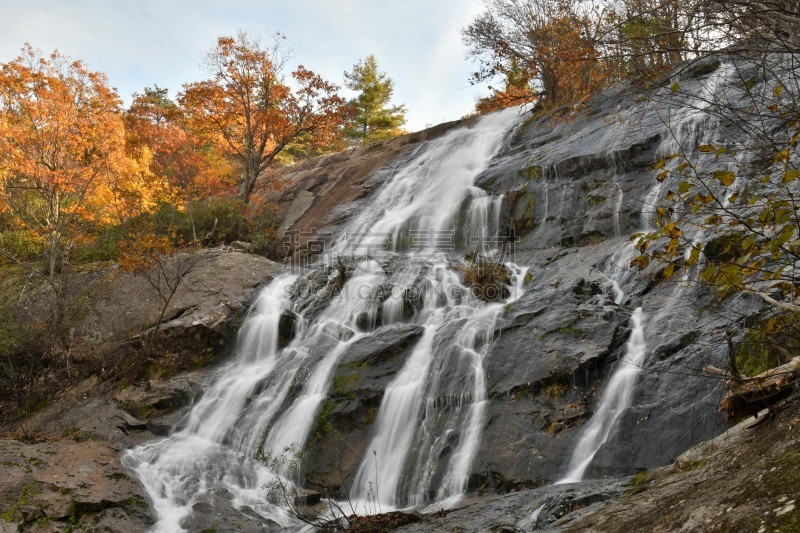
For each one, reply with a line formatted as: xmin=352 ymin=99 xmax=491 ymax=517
xmin=0 ymin=44 xmax=129 ymax=271
xmin=180 ymin=31 xmax=349 ymax=203
xmin=538 ymin=13 xmax=608 ymax=105
xmin=467 ymin=0 xmax=609 ymax=113
xmin=124 ymin=86 xmax=235 ymax=212
xmin=476 ymin=85 xmax=537 ymax=114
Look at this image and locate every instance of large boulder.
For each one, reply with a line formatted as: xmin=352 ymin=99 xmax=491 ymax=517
xmin=0 ymin=439 xmax=151 ymax=531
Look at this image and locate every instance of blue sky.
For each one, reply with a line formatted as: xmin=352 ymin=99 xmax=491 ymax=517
xmin=0 ymin=0 xmax=491 ymax=131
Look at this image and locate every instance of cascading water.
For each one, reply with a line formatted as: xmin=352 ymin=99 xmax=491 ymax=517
xmin=124 ymin=107 xmax=527 ymax=530
xmin=336 ymin=107 xmax=528 ymax=509
xmin=349 ymin=263 xmax=528 ymax=510
xmin=557 ymin=63 xmax=737 ymax=484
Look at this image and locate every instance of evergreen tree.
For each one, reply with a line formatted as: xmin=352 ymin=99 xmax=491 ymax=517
xmin=344 ymin=55 xmax=406 ymax=143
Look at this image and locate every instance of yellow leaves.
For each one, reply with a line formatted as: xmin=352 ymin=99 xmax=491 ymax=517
xmin=685 ymin=245 xmax=702 ymax=266
xmin=678 ymin=180 xmax=693 ymax=194
xmin=774 ymin=224 xmax=795 ymax=247
xmin=774 ymin=84 xmax=784 ymax=97
xmin=665 ymin=237 xmax=680 ymax=257
xmin=783 ymin=169 xmax=800 ymax=184
xmin=630 ymin=254 xmax=649 ymax=270
xmin=661 ymin=263 xmax=676 ymax=280
xmin=775 ymin=149 xmax=790 ymax=164
xmin=664 ymin=220 xmax=682 ymax=238
xmin=698 ymin=144 xmax=715 ymax=153
xmin=693 ymin=193 xmax=714 ymax=205
xmin=741 ymin=235 xmax=756 ymax=253
xmin=652 ymin=159 xmax=665 ymax=170
xmin=714 ymin=170 xmax=736 ymax=187
xmin=670 ymin=82 xmax=680 ymax=94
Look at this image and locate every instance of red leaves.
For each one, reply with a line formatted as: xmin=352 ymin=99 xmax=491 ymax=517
xmin=180 ymin=31 xmax=349 ymax=201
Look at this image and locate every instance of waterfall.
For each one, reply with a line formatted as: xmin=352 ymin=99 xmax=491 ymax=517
xmin=557 ymin=62 xmax=737 ymax=484
xmin=557 ymin=308 xmax=646 ymax=483
xmin=124 ymin=107 xmax=526 ymax=530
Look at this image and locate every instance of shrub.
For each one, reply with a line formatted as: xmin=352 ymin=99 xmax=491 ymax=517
xmin=0 ymin=229 xmax=44 ymax=263
xmin=457 ymin=260 xmax=511 ymax=301
xmin=182 ymin=197 xmax=249 ymax=244
xmin=71 ymin=224 xmax=127 ymax=263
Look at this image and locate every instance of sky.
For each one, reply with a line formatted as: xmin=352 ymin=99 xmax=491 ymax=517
xmin=0 ymin=0 xmax=491 ymax=132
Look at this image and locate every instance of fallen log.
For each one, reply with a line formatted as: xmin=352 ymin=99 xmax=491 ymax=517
xmin=719 ymin=356 xmax=800 ymax=419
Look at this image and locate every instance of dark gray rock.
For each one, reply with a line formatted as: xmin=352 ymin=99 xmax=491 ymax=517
xmin=302 ymin=323 xmax=424 ymax=492
xmin=394 ymin=478 xmax=626 ymax=532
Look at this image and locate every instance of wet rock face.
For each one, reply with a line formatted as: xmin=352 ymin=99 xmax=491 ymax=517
xmin=478 ymin=263 xmax=632 ymax=486
xmin=392 ymin=478 xmax=626 ymax=532
xmin=264 ymin=61 xmax=764 ymax=499
xmin=257 ymin=119 xmax=472 ymax=257
xmin=302 ymin=323 xmax=424 ymax=492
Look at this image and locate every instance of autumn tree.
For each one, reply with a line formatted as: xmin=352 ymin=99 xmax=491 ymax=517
xmin=463 ymin=0 xmax=609 ymax=108
xmin=475 ymin=58 xmax=537 ymax=113
xmin=0 ymin=45 xmax=129 ymax=348
xmin=343 ymin=55 xmax=406 ymax=142
xmin=181 ymin=31 xmax=349 ymax=204
xmin=125 ymin=85 xmax=234 ymax=242
xmin=625 ymin=2 xmax=800 ymax=384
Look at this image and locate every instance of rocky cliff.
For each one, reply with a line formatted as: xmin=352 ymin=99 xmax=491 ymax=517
xmin=1 ymin=54 xmax=790 ymax=532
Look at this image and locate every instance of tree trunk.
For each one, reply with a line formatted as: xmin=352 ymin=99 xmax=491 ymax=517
xmin=719 ymin=356 xmax=800 ymax=418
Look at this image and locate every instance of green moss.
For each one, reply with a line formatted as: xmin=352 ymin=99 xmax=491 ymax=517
xmin=734 ymin=315 xmax=797 ymax=377
xmin=523 ymin=271 xmax=533 ymax=285
xmin=627 ymin=470 xmax=651 ymax=494
xmin=676 ymin=460 xmax=705 ymax=472
xmin=580 ymin=177 xmax=607 ymax=192
xmin=333 ymin=362 xmax=366 ymax=397
xmin=513 ymin=191 xmax=537 ymax=235
xmin=540 ymin=382 xmax=568 ymax=399
xmin=540 ymin=326 xmax=584 ymax=340
xmin=123 ymin=495 xmax=149 ymax=510
xmin=0 ymin=480 xmax=38 ymax=522
xmin=546 ymin=421 xmax=560 ymax=435
xmin=519 ymin=164 xmax=541 ymax=181
xmin=515 ymin=384 xmax=531 ymax=400
xmin=313 ymin=401 xmax=336 ymax=439
xmin=587 ymin=195 xmax=606 ymax=206
xmin=361 ymin=405 xmax=379 ymax=426
xmin=194 ymin=346 xmax=221 ymax=367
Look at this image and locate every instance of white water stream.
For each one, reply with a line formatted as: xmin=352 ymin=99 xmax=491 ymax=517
xmin=557 ymin=63 xmax=737 ymax=484
xmin=124 ymin=107 xmax=527 ymax=530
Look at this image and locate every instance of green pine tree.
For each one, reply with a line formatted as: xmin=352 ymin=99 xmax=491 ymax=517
xmin=344 ymin=55 xmax=406 ymax=143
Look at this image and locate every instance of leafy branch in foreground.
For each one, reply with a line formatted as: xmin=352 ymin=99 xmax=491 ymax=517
xmin=631 ymin=66 xmax=800 ymax=384
xmin=256 ymin=444 xmax=418 ymax=531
